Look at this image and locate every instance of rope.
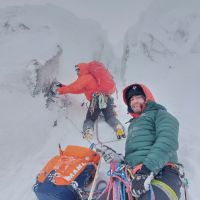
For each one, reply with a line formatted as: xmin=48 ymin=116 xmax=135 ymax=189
xmin=116 ymin=87 xmax=119 ymax=99
xmin=88 ymin=156 xmax=102 ymax=200
xmin=97 ymin=162 xmax=133 ymax=200
xmin=96 ymin=117 xmax=103 ymax=147
xmin=149 ymin=185 xmax=155 ymax=200
xmin=88 ymin=117 xmax=104 ymax=200
xmin=100 ymin=138 xmax=126 ymax=145
xmin=65 ymin=115 xmax=82 ymax=133
xmin=64 ymin=115 xmax=94 ymax=146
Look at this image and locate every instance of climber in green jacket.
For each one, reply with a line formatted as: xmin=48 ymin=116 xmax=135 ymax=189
xmin=102 ymin=83 xmax=182 ymax=200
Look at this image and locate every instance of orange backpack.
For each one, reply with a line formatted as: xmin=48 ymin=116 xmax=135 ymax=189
xmin=88 ymin=61 xmax=116 ymax=95
xmin=37 ymin=145 xmax=100 ymax=186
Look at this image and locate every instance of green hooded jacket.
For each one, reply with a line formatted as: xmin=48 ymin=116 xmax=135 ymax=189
xmin=124 ymin=100 xmax=179 ymax=174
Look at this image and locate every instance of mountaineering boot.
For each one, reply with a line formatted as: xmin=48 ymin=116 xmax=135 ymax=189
xmin=116 ymin=124 xmax=126 ymax=139
xmin=83 ymin=128 xmax=93 ymax=140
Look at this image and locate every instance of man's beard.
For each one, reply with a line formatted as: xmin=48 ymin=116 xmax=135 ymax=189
xmin=132 ymin=103 xmax=144 ymax=114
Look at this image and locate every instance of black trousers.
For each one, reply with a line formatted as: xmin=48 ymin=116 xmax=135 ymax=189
xmin=138 ymin=166 xmax=182 ymax=200
xmin=98 ymin=166 xmax=182 ymax=200
xmin=83 ymin=95 xmax=124 ymax=132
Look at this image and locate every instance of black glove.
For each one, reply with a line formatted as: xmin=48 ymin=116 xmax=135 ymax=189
xmin=132 ymin=165 xmax=154 ymax=197
xmin=51 ymin=81 xmax=63 ymax=95
xmin=101 ymin=145 xmax=124 ymax=164
xmin=54 ymin=81 xmax=63 ymax=87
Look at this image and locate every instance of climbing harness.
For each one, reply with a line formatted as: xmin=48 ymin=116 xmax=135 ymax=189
xmin=129 ymin=163 xmax=189 ymax=200
xmin=151 ymin=179 xmax=178 ymax=200
xmin=98 ymin=93 xmax=108 ymax=109
xmin=90 ymin=93 xmax=108 ymax=114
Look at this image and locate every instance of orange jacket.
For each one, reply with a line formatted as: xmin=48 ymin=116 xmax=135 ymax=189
xmin=57 ymin=63 xmax=98 ymax=101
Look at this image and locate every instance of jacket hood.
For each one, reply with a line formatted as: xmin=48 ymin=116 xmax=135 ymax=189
xmin=123 ymin=83 xmax=155 ymax=105
xmin=76 ymin=62 xmax=89 ymax=76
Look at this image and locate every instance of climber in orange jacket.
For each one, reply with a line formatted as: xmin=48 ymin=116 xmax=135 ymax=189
xmin=58 ymin=63 xmax=98 ymax=101
xmin=57 ymin=61 xmax=125 ymax=140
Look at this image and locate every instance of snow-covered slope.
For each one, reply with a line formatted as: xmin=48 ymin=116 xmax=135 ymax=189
xmin=122 ymin=0 xmax=200 ymax=199
xmin=0 ymin=4 xmax=117 ymax=200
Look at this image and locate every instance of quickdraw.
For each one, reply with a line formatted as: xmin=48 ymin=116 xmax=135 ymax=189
xmin=97 ymin=162 xmax=133 ymax=200
xmin=98 ymin=93 xmax=108 ymax=109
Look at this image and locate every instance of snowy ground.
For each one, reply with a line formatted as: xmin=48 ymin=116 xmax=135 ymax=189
xmin=0 ymin=1 xmax=200 ymax=200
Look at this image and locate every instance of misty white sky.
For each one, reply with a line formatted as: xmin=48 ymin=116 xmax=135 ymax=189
xmin=0 ymin=0 xmax=152 ymax=45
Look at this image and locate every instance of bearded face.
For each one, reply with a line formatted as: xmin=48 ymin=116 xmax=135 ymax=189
xmin=129 ymin=95 xmax=145 ymax=114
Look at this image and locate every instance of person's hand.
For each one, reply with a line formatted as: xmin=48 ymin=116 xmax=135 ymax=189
xmin=53 ymin=80 xmax=63 ymax=88
xmin=132 ymin=165 xmax=154 ymax=197
xmin=101 ymin=145 xmax=124 ymax=164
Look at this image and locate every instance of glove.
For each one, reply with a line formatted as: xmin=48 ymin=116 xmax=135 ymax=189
xmin=132 ymin=165 xmax=154 ymax=197
xmin=101 ymin=145 xmax=124 ymax=164
xmin=47 ymin=81 xmax=63 ymax=96
xmin=52 ymin=80 xmax=63 ymax=88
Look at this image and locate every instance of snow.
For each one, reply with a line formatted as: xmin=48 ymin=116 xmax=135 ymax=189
xmin=0 ymin=1 xmax=199 ymax=200
xmin=0 ymin=0 xmax=152 ymax=47
xmin=0 ymin=4 xmax=115 ymax=200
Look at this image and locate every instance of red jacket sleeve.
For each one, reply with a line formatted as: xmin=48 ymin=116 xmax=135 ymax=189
xmin=57 ymin=75 xmax=93 ymax=95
